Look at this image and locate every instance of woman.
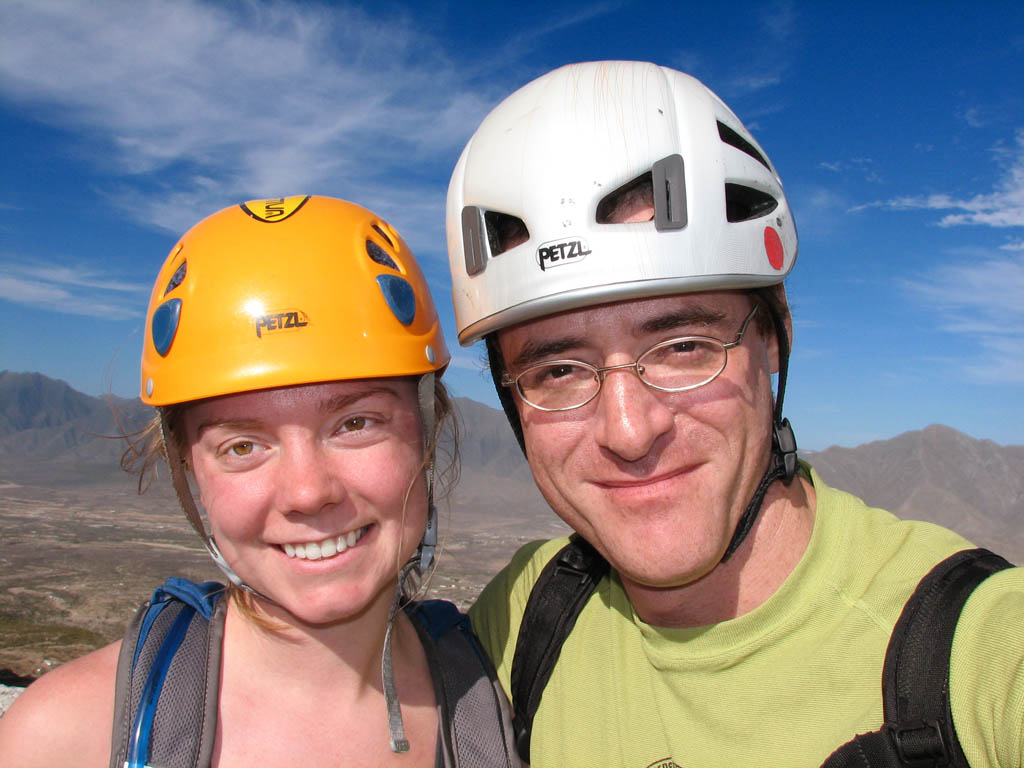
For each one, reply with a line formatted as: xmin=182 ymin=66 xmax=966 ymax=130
xmin=0 ymin=196 xmax=518 ymax=768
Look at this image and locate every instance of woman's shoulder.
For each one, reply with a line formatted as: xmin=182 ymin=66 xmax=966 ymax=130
xmin=0 ymin=640 xmax=121 ymax=768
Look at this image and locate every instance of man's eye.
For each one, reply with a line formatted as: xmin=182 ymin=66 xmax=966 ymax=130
xmin=667 ymin=340 xmax=697 ymax=354
xmin=342 ymin=416 xmax=368 ymax=432
xmin=520 ymin=363 xmax=592 ymax=390
xmin=541 ymin=364 xmax=582 ymax=381
xmin=229 ymin=442 xmax=254 ymax=457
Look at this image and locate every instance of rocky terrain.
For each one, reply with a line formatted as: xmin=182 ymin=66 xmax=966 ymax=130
xmin=1 ymin=369 xmax=1021 ymax=707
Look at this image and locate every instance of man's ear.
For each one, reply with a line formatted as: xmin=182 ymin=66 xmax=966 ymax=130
xmin=766 ymin=284 xmax=792 ymax=375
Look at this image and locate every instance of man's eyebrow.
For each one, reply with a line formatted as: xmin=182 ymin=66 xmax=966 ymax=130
xmin=508 ymin=307 xmax=732 ymax=369
xmin=510 ymin=337 xmax=589 ymax=370
xmin=636 ymin=307 xmax=728 ymax=336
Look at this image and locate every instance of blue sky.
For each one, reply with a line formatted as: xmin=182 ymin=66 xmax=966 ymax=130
xmin=1 ymin=0 xmax=1022 ymax=450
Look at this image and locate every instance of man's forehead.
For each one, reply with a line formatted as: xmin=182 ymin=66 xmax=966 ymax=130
xmin=498 ymin=290 xmax=751 ymax=359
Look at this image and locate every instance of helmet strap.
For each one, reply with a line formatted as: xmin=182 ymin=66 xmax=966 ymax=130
xmin=380 ymin=372 xmax=442 ymax=754
xmin=720 ymin=292 xmax=798 ymax=562
xmin=381 ymin=558 xmax=419 ymax=753
xmin=415 ymin=373 xmax=438 ymax=572
xmin=485 ymin=333 xmax=527 ymax=456
xmin=160 ymin=410 xmax=276 ymax=603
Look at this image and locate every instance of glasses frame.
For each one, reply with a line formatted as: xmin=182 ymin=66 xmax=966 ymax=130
xmin=502 ymin=304 xmax=761 ymax=412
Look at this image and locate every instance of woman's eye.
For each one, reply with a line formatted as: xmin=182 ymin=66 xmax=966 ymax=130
xmin=342 ymin=416 xmax=368 ymax=432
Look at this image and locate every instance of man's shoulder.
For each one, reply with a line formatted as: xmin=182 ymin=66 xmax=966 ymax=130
xmin=472 ymin=536 xmax=572 ymax=616
xmin=808 ymin=462 xmax=976 ymax=552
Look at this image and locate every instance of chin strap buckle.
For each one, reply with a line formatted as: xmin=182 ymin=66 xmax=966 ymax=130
xmin=773 ymin=417 xmax=798 ymax=485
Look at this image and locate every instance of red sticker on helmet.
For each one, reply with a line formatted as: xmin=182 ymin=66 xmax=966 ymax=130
xmin=764 ymin=226 xmax=784 ymax=270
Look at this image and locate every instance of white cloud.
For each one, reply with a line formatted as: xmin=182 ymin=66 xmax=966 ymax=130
xmin=903 ymin=251 xmax=1024 ymax=383
xmin=856 ymin=132 xmax=1024 ymax=227
xmin=0 ymin=0 xmax=496 ymax=237
xmin=0 ymin=262 xmax=146 ymax=318
xmin=722 ymin=0 xmax=795 ymax=99
xmin=446 ymin=351 xmax=488 ymax=373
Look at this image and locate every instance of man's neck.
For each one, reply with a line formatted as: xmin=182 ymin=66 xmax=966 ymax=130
xmin=623 ymin=475 xmax=816 ymax=628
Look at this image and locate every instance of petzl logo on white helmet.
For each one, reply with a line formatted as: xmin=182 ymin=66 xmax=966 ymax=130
xmin=536 ymin=238 xmax=591 ymax=272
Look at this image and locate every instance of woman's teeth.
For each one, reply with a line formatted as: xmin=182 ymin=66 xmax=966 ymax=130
xmin=282 ymin=526 xmax=368 ymax=561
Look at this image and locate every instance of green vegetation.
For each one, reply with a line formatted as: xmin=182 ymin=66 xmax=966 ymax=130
xmin=0 ymin=612 xmax=108 ymax=663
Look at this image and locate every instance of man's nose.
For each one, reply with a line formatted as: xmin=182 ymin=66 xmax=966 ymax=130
xmin=591 ymin=367 xmax=674 ymax=461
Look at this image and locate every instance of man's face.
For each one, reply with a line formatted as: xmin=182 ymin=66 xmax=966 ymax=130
xmin=497 ymin=290 xmax=779 ymax=591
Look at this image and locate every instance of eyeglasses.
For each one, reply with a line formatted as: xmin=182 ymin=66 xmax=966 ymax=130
xmin=501 ymin=304 xmax=760 ymax=411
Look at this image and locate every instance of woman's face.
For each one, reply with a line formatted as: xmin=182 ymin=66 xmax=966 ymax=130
xmin=183 ymin=378 xmax=426 ymax=626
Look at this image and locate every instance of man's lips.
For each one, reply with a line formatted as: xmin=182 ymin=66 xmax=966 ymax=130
xmin=592 ymin=463 xmax=703 ymax=489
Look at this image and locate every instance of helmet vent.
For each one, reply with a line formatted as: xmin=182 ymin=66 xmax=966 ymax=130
xmin=596 ymin=172 xmax=654 ymax=224
xmin=376 ymin=275 xmax=416 ymax=325
xmin=372 ymin=224 xmax=395 ymax=248
xmin=725 ymin=183 xmax=778 ymax=222
xmin=164 ymin=261 xmax=187 ymax=296
xmin=366 ymin=240 xmax=399 ymax=270
xmin=151 ymin=298 xmax=182 ymax=357
xmin=718 ymin=122 xmax=770 ymax=171
xmin=484 ymin=211 xmax=529 ymax=257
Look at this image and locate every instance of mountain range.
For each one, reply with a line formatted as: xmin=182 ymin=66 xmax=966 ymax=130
xmin=2 ymin=369 xmax=1022 ymax=561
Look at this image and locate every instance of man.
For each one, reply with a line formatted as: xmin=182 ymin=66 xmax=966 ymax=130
xmin=445 ymin=61 xmax=1023 ymax=767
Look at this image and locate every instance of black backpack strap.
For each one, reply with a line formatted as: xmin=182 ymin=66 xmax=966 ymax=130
xmin=823 ymin=548 xmax=1013 ymax=768
xmin=509 ymin=534 xmax=610 ymax=764
xmin=110 ymin=579 xmax=226 ymax=768
xmin=408 ymin=599 xmax=520 ymax=768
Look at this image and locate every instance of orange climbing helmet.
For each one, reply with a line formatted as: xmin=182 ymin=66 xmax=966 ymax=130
xmin=140 ymin=195 xmax=449 ymax=406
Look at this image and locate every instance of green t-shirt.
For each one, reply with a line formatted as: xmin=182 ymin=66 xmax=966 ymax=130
xmin=470 ymin=469 xmax=1024 ymax=768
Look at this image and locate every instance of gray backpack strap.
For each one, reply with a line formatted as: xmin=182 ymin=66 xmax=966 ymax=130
xmin=110 ymin=579 xmax=227 ymax=768
xmin=408 ymin=599 xmax=521 ymax=768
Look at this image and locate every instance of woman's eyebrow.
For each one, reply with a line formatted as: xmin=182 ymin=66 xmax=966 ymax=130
xmin=318 ymin=387 xmax=398 ymax=415
xmin=195 ymin=388 xmax=402 ymax=436
xmin=195 ymin=418 xmax=263 ymax=439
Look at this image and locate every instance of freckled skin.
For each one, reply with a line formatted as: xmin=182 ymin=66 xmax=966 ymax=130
xmin=185 ymin=379 xmax=428 ymax=627
xmin=0 ymin=378 xmax=442 ymax=767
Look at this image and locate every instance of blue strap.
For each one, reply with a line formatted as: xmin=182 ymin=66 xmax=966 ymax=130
xmin=408 ymin=599 xmax=464 ymax=640
xmin=130 ymin=579 xmax=221 ymax=679
xmin=126 ymin=603 xmax=197 ymax=767
xmin=151 ymin=577 xmax=224 ymax=620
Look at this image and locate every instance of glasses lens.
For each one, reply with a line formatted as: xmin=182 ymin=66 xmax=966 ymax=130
xmin=638 ymin=338 xmax=727 ymax=390
xmin=517 ymin=362 xmax=599 ymax=410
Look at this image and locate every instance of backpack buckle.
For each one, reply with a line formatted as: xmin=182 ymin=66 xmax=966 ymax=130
xmin=889 ymin=719 xmax=949 ymax=767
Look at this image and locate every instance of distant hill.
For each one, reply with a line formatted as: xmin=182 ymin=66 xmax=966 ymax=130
xmin=807 ymin=425 xmax=1024 ymax=560
xmin=1 ymin=370 xmax=1021 ymax=561
xmin=0 ymin=370 xmax=551 ymax=518
xmin=0 ymin=371 xmax=153 ymax=485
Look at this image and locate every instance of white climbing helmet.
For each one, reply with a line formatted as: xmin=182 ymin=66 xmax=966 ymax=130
xmin=446 ymin=60 xmax=797 ymax=345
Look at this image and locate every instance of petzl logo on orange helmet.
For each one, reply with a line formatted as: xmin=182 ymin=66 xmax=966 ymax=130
xmin=253 ymin=309 xmax=310 ymax=339
xmin=239 ymin=195 xmax=310 ymax=223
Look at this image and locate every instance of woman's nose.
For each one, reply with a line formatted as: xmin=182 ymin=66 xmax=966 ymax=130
xmin=275 ymin=442 xmax=344 ymax=516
